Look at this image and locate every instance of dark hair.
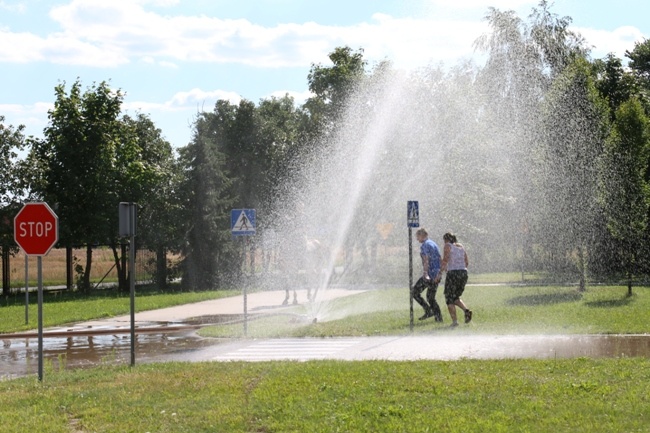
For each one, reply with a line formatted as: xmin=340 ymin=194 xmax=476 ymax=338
xmin=443 ymin=232 xmax=457 ymax=243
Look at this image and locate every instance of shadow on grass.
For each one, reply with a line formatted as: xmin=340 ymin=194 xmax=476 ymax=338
xmin=584 ymin=297 xmax=633 ymax=308
xmin=507 ymin=291 xmax=583 ymax=306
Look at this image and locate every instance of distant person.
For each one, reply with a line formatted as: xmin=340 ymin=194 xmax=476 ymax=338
xmin=412 ymin=228 xmax=443 ymax=321
xmin=436 ymin=232 xmax=471 ymax=327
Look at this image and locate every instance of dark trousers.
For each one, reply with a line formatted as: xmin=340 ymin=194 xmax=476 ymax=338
xmin=411 ymin=277 xmax=442 ymax=319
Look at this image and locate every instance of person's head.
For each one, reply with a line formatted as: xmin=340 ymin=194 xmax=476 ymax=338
xmin=443 ymin=232 xmax=457 ymax=244
xmin=415 ymin=228 xmax=428 ymax=242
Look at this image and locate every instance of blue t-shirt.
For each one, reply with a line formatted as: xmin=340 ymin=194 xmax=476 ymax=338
xmin=420 ymin=239 xmax=441 ymax=278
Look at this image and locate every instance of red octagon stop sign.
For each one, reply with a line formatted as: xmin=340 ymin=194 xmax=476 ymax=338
xmin=14 ymin=202 xmax=59 ymax=256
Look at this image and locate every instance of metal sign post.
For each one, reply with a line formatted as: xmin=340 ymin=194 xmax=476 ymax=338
xmin=231 ymin=209 xmax=256 ymax=337
xmin=407 ymin=201 xmax=419 ymax=332
xmin=119 ymin=202 xmax=137 ymax=367
xmin=25 ymin=256 xmax=29 ymax=325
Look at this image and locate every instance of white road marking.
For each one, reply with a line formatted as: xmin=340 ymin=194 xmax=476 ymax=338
xmin=212 ymin=338 xmax=361 ymax=361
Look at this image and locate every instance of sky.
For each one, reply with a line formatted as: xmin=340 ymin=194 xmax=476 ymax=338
xmin=1 ymin=0 xmax=649 ymax=150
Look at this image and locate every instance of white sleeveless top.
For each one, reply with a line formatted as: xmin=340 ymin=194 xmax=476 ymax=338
xmin=448 ymin=244 xmax=467 ymax=271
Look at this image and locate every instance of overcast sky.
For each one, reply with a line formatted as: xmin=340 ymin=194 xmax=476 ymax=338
xmin=1 ymin=0 xmax=648 ymax=149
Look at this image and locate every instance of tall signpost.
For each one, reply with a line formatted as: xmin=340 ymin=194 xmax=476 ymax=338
xmin=231 ymin=209 xmax=256 ymax=336
xmin=14 ymin=202 xmax=59 ymax=381
xmin=407 ymin=201 xmax=419 ymax=332
xmin=119 ymin=202 xmax=137 ymax=367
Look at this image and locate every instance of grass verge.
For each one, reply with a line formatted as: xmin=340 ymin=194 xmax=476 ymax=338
xmin=199 ymin=284 xmax=650 ymax=338
xmin=0 ymin=358 xmax=648 ymax=432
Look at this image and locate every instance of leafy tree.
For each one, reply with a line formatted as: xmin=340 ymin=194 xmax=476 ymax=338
xmin=626 ymin=38 xmax=650 ymax=97
xmin=473 ymin=1 xmax=591 ymax=275
xmin=599 ymin=98 xmax=650 ymax=295
xmin=33 ymin=80 xmax=125 ymax=291
xmin=538 ymin=59 xmax=610 ymax=289
xmin=0 ymin=117 xmax=26 ymax=295
xmin=303 ymin=46 xmax=367 ymax=139
xmin=34 ymin=80 xmax=171 ymax=292
xmin=177 ymin=111 xmax=235 ymax=290
xmin=593 ymin=53 xmax=642 ymax=118
xmin=119 ymin=113 xmax=180 ymax=289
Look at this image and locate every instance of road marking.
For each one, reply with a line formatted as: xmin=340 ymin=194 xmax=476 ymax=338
xmin=212 ymin=338 xmax=361 ymax=361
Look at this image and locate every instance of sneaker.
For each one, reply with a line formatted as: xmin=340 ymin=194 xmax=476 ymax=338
xmin=419 ymin=311 xmax=434 ymax=321
xmin=434 ymin=316 xmax=443 ymax=323
xmin=464 ymin=310 xmax=473 ymax=324
xmin=450 ymin=322 xmax=459 ymax=328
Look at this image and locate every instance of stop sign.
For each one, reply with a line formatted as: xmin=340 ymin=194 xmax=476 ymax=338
xmin=14 ymin=202 xmax=59 ymax=256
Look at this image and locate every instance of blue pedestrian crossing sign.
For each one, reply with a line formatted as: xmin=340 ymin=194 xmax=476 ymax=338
xmin=231 ymin=209 xmax=256 ymax=236
xmin=407 ymin=201 xmax=419 ymax=228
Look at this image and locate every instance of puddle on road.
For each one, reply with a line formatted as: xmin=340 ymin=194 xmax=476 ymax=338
xmin=2 ymin=314 xmax=650 ymax=379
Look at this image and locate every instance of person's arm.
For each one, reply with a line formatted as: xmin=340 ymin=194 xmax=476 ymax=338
xmin=436 ymin=243 xmax=451 ymax=282
xmin=421 ymin=253 xmax=429 ymax=279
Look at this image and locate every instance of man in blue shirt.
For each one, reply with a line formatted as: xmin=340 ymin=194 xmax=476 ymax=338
xmin=412 ymin=228 xmax=443 ymax=321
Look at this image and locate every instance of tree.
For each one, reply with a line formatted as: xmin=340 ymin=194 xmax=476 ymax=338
xmin=538 ymin=59 xmax=610 ymax=290
xmin=626 ymin=38 xmax=650 ymax=93
xmin=599 ymin=98 xmax=650 ymax=295
xmin=34 ymin=80 xmax=170 ymax=292
xmin=303 ymin=46 xmax=367 ymax=138
xmin=178 ymin=111 xmax=235 ymax=290
xmin=119 ymin=113 xmax=180 ymax=290
xmin=0 ymin=117 xmax=26 ymax=295
xmin=473 ymin=1 xmax=591 ymax=276
xmin=593 ymin=53 xmax=642 ymax=118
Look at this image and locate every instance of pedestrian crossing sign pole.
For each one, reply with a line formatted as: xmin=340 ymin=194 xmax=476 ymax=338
xmin=407 ymin=200 xmax=419 ymax=331
xmin=231 ymin=209 xmax=256 ymax=336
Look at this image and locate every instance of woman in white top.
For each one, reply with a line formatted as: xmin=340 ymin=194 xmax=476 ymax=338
xmin=435 ymin=232 xmax=472 ymax=327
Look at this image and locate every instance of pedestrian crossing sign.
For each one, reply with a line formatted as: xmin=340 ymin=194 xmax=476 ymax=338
xmin=231 ymin=209 xmax=256 ymax=236
xmin=407 ymin=201 xmax=419 ymax=228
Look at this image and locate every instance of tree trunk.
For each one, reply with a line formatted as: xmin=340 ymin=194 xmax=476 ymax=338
xmin=1 ymin=247 xmax=9 ymax=296
xmin=81 ymin=244 xmax=93 ymax=293
xmin=66 ymin=246 xmax=73 ymax=290
xmin=156 ymin=245 xmax=167 ymax=290
xmin=627 ymin=270 xmax=633 ymax=297
xmin=111 ymin=242 xmax=126 ymax=292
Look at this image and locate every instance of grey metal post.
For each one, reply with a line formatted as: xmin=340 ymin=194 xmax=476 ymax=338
xmin=25 ymin=256 xmax=29 ymax=325
xmin=120 ymin=202 xmax=137 ymax=366
xmin=242 ymin=237 xmax=248 ymax=337
xmin=129 ymin=205 xmax=136 ymax=367
xmin=37 ymin=256 xmax=43 ymax=381
xmin=409 ymin=227 xmax=414 ymax=331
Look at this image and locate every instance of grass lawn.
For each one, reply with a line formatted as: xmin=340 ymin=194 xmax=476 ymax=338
xmin=1 ymin=282 xmax=649 ymax=432
xmin=199 ymin=284 xmax=650 ymax=338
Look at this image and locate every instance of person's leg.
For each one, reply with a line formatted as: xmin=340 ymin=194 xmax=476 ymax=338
xmin=426 ymin=281 xmax=443 ymax=321
xmin=447 ymin=302 xmax=458 ymax=325
xmin=412 ymin=277 xmax=432 ymax=319
xmin=454 ymin=271 xmax=471 ymax=323
xmin=445 ymin=271 xmax=462 ymax=327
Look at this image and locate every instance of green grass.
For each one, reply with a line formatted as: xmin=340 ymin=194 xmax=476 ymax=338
xmin=0 ymin=358 xmax=648 ymax=432
xmin=1 ymin=282 xmax=649 ymax=432
xmin=199 ymin=284 xmax=650 ymax=338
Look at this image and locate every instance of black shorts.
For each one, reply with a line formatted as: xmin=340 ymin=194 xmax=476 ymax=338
xmin=444 ymin=270 xmax=468 ymax=304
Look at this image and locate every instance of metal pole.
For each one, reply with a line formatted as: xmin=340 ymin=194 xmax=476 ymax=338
xmin=37 ymin=256 xmax=43 ymax=381
xmin=409 ymin=227 xmax=414 ymax=331
xmin=243 ymin=237 xmax=248 ymax=337
xmin=130 ymin=231 xmax=136 ymax=366
xmin=25 ymin=256 xmax=29 ymax=325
